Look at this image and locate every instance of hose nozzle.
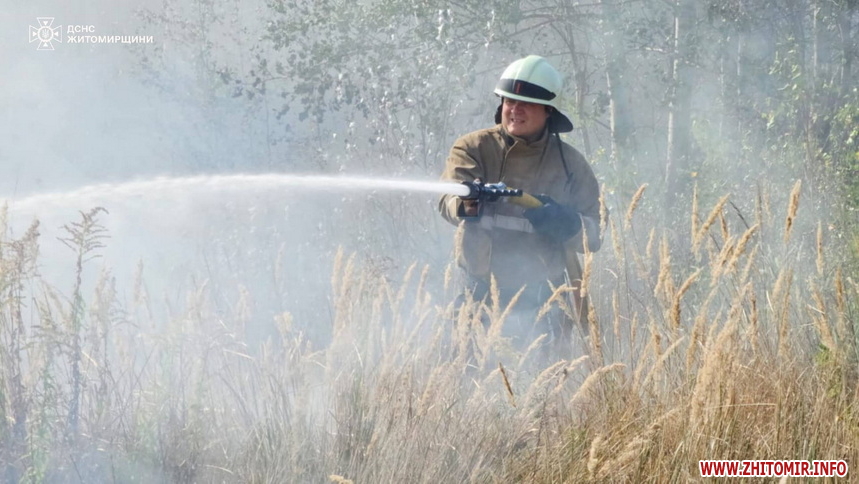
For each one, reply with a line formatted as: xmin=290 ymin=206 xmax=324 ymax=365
xmin=460 ymin=180 xmax=522 ymax=202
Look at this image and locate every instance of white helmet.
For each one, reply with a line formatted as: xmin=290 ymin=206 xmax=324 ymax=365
xmin=493 ymin=55 xmax=573 ymax=133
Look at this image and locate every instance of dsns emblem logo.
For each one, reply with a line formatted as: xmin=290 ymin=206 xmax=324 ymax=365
xmin=29 ymin=18 xmax=62 ymax=50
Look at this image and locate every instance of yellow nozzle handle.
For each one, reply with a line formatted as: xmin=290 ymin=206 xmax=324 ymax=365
xmin=506 ymin=190 xmax=543 ymax=209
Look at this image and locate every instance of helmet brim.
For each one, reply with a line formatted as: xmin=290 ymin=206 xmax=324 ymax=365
xmin=549 ymin=110 xmax=574 ymax=133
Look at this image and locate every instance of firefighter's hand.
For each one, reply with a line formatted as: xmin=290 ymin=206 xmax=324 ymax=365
xmin=461 ymin=199 xmax=480 ymax=218
xmin=458 ymin=177 xmax=483 ymax=219
xmin=523 ymin=194 xmax=581 ymax=240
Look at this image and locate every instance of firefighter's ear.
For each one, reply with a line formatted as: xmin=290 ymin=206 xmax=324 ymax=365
xmin=494 ymin=102 xmax=503 ymax=124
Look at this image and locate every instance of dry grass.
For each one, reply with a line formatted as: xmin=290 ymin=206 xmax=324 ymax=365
xmin=0 ymin=179 xmax=858 ymax=482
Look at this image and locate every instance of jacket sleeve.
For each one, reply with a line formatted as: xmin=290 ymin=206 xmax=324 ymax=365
xmin=438 ymin=136 xmax=484 ymax=226
xmin=563 ymin=148 xmax=605 ymax=253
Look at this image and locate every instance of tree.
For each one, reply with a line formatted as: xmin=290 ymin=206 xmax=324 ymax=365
xmin=664 ymin=0 xmax=698 ymax=214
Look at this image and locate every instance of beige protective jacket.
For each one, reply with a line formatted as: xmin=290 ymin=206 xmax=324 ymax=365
xmin=439 ymin=125 xmax=602 ymax=296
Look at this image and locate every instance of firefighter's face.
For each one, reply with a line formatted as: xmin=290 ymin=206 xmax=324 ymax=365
xmin=502 ymin=98 xmax=550 ymax=139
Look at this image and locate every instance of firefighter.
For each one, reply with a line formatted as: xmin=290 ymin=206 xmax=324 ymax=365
xmin=438 ymin=55 xmax=604 ymax=356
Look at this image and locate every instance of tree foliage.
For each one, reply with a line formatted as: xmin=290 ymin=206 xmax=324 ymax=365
xmin=137 ymin=0 xmax=859 ymax=256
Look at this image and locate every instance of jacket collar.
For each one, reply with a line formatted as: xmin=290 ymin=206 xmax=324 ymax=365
xmin=499 ymin=125 xmax=551 ymax=151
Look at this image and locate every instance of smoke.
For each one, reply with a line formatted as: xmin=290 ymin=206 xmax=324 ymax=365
xmin=3 ymin=0 xmax=835 ymax=367
xmin=3 ymin=0 xmax=850 ymax=480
